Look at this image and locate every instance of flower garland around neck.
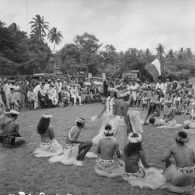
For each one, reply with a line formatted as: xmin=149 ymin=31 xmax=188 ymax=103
xmin=106 ymin=96 xmax=115 ymax=115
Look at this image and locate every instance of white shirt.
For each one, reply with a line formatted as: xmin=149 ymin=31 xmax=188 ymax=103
xmin=48 ymin=88 xmax=57 ymax=98
xmin=55 ymin=82 xmax=62 ymax=93
xmin=3 ymin=83 xmax=12 ymax=95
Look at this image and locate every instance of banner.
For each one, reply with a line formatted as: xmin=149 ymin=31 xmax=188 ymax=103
xmin=145 ymin=59 xmax=161 ymax=80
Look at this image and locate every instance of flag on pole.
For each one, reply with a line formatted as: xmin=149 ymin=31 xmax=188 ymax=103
xmin=145 ymin=59 xmax=161 ymax=80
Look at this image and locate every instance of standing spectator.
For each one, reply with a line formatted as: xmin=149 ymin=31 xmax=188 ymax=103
xmin=7 ymin=88 xmax=19 ymax=109
xmin=27 ymin=87 xmax=38 ymax=109
xmin=70 ymin=85 xmax=82 ymax=106
xmin=48 ymin=84 xmax=58 ymax=107
xmin=55 ymin=79 xmax=62 ymax=103
xmin=103 ymin=80 xmax=108 ymax=98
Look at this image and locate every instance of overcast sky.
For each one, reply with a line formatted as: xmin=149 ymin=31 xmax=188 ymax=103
xmin=1 ymin=0 xmax=195 ymax=53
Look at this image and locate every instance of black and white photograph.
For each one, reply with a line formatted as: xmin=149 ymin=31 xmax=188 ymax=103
xmin=0 ymin=0 xmax=195 ymax=194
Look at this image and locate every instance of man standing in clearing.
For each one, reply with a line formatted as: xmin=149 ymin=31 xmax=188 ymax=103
xmin=111 ymin=92 xmax=131 ymax=154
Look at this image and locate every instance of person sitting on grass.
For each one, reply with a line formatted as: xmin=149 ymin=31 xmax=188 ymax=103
xmin=34 ymin=114 xmax=63 ymax=158
xmin=49 ymin=118 xmax=93 ymax=166
xmin=161 ymin=131 xmax=195 ymax=194
xmin=0 ymin=110 xmax=25 ymax=148
xmin=94 ymin=124 xmax=124 ymax=178
xmin=122 ymin=132 xmax=166 ymax=189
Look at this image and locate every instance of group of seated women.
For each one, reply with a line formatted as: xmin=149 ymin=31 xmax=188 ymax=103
xmin=32 ymin=110 xmax=195 ymax=194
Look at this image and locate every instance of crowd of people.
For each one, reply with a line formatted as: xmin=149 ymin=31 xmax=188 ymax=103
xmin=1 ymin=75 xmax=195 ymax=194
xmin=0 ymin=77 xmax=103 ymax=111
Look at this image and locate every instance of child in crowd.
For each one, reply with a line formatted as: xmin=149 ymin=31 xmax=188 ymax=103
xmin=141 ymin=92 xmax=148 ymax=111
xmin=160 ymin=95 xmax=165 ymax=111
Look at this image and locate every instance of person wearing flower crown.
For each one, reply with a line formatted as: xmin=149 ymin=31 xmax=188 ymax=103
xmin=0 ymin=110 xmax=25 ymax=147
xmin=49 ymin=118 xmax=92 ymax=166
xmin=94 ymin=124 xmax=124 ymax=178
xmin=122 ymin=132 xmax=166 ymax=189
xmin=34 ymin=114 xmax=63 ymax=158
xmin=161 ymin=131 xmax=195 ymax=193
xmin=92 ymin=88 xmax=117 ymax=146
xmin=110 ymin=91 xmax=131 ymax=154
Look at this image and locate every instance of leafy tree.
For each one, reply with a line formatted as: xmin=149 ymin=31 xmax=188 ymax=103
xmin=74 ymin=32 xmax=102 ymax=53
xmin=48 ymin=27 xmax=63 ymax=52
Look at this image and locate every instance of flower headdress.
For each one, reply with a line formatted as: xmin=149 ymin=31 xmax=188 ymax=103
xmin=128 ymin=132 xmax=142 ymax=143
xmin=104 ymin=124 xmax=114 ymax=135
xmin=42 ymin=114 xmax=52 ymax=119
xmin=76 ymin=118 xmax=86 ymax=124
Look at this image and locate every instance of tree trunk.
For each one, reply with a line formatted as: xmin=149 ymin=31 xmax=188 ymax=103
xmin=53 ymin=43 xmax=56 ymax=53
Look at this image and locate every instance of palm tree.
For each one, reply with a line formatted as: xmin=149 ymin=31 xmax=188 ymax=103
xmin=167 ymin=49 xmax=175 ymax=60
xmin=156 ymin=44 xmax=165 ymax=61
xmin=48 ymin=27 xmax=63 ymax=52
xmin=29 ymin=14 xmax=49 ymax=40
xmin=185 ymin=48 xmax=192 ymax=60
xmin=156 ymin=43 xmax=165 ymax=77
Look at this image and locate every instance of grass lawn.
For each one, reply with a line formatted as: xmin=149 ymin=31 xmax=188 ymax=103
xmin=0 ymin=103 xmax=194 ymax=195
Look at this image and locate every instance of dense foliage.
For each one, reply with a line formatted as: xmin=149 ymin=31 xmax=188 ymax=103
xmin=0 ymin=16 xmax=195 ymax=80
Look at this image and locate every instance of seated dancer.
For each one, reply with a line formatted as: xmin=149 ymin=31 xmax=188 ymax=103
xmin=94 ymin=124 xmax=124 ymax=178
xmin=123 ymin=133 xmax=165 ymax=189
xmin=34 ymin=114 xmax=63 ymax=157
xmin=184 ymin=101 xmax=195 ymax=130
xmin=49 ymin=118 xmax=92 ymax=166
xmin=161 ymin=131 xmax=195 ymax=194
xmin=0 ymin=110 xmax=25 ymax=147
xmin=93 ymin=91 xmax=129 ymax=154
xmin=92 ymin=88 xmax=117 ymax=145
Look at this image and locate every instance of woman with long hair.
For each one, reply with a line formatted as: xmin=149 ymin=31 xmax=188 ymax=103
xmin=34 ymin=114 xmax=63 ymax=158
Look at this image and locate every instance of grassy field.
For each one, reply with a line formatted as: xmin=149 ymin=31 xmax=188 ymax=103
xmin=0 ymin=103 xmax=194 ymax=195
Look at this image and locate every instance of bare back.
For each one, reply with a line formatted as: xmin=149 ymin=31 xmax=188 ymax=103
xmin=172 ymin=144 xmax=195 ymax=168
xmin=66 ymin=126 xmax=81 ymax=144
xmin=98 ymin=137 xmax=119 ymax=160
